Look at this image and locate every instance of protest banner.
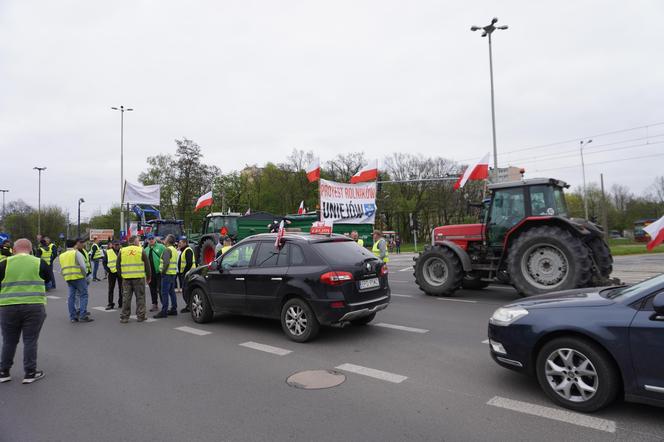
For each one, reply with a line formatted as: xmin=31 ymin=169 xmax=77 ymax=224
xmin=319 ymin=178 xmax=376 ymax=225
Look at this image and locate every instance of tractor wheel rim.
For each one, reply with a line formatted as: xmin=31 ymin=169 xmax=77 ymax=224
xmin=545 ymin=348 xmax=598 ymax=403
xmin=192 ymin=293 xmax=203 ymax=319
xmin=422 ymin=256 xmax=448 ymax=286
xmin=521 ymin=244 xmax=568 ymax=290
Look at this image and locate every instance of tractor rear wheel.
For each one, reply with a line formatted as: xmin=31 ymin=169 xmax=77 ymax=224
xmin=414 ymin=245 xmax=464 ymax=296
xmin=200 ymin=239 xmax=217 ymax=265
xmin=508 ymin=226 xmax=592 ymax=296
xmin=588 ymin=237 xmax=613 ymax=280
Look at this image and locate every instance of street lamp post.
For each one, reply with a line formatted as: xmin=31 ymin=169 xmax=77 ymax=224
xmin=33 ymin=167 xmax=47 ymax=235
xmin=111 ymin=105 xmax=133 ymax=237
xmin=0 ymin=189 xmax=8 ymax=222
xmin=77 ymin=198 xmax=85 ymax=238
xmin=471 ymin=17 xmax=508 ymax=170
xmin=580 ymin=139 xmax=593 ymax=220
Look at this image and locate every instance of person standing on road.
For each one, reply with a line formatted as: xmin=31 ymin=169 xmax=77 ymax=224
xmin=0 ymin=238 xmax=50 ymax=384
xmin=395 ymin=236 xmax=401 ymax=255
xmin=145 ymin=234 xmax=164 ymax=313
xmin=372 ymin=230 xmax=389 ymax=263
xmin=59 ymin=239 xmax=94 ymax=323
xmin=351 ymin=231 xmax=364 ymax=247
xmin=177 ymin=237 xmax=196 ymax=313
xmin=117 ymin=236 xmax=151 ymax=323
xmin=0 ymin=240 xmax=13 ymax=262
xmin=37 ymin=237 xmax=57 ymax=291
xmin=103 ymin=241 xmax=123 ymax=310
xmin=89 ymin=237 xmax=103 ymax=281
xmin=154 ymin=235 xmax=178 ymax=318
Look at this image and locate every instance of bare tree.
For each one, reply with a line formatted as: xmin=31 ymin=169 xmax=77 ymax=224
xmin=610 ymin=184 xmax=632 ymax=212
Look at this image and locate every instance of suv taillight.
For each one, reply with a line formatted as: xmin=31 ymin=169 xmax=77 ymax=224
xmin=379 ymin=265 xmax=388 ymax=276
xmin=320 ymin=271 xmax=354 ymax=286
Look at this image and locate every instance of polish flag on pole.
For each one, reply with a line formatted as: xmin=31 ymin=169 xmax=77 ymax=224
xmin=644 ymin=215 xmax=664 ymax=251
xmin=306 ymin=158 xmax=320 ymax=183
xmin=350 ymin=160 xmax=378 ymax=184
xmin=195 ymin=191 xmax=213 ymax=211
xmin=274 ymin=220 xmax=285 ymax=248
xmin=297 ymin=201 xmax=305 ymax=215
xmin=454 ymin=153 xmax=490 ymax=190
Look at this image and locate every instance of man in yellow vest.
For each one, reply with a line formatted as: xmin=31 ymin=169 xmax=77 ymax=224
xmin=117 ymin=235 xmax=151 ymax=323
xmin=89 ymin=237 xmax=103 ymax=281
xmin=0 ymin=238 xmax=50 ymax=384
xmin=38 ymin=236 xmax=57 ymax=291
xmin=102 ymin=240 xmax=123 ymax=310
xmin=351 ymin=231 xmax=364 ymax=247
xmin=177 ymin=237 xmax=197 ymax=314
xmin=154 ymin=235 xmax=178 ymax=318
xmin=60 ymin=239 xmax=94 ymax=323
xmin=372 ymin=230 xmax=389 ymax=263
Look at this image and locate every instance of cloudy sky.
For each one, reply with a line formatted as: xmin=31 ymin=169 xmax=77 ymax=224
xmin=1 ymin=0 xmax=662 ymax=221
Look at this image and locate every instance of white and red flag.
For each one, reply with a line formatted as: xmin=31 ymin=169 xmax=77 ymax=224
xmin=453 ymin=153 xmax=490 ymax=190
xmin=195 ymin=191 xmax=213 ymax=211
xmin=244 ymin=207 xmax=251 ymax=216
xmin=306 ymin=158 xmax=320 ymax=183
xmin=644 ymin=215 xmax=664 ymax=251
xmin=350 ymin=160 xmax=378 ymax=184
xmin=297 ymin=201 xmax=305 ymax=215
xmin=274 ymin=220 xmax=285 ymax=248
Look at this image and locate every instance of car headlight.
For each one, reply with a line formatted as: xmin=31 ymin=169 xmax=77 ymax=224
xmin=490 ymin=306 xmax=529 ymax=326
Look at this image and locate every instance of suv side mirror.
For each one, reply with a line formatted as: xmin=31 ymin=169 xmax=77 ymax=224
xmin=208 ymin=261 xmax=219 ymax=272
xmin=653 ymin=293 xmax=664 ymax=315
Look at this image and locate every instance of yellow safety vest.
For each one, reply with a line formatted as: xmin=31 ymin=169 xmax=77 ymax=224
xmin=178 ymin=247 xmax=197 ymax=273
xmin=59 ymin=249 xmax=85 ymax=281
xmin=91 ymin=244 xmax=103 ymax=260
xmin=120 ymin=245 xmax=146 ymax=279
xmin=81 ymin=250 xmax=91 ymax=274
xmin=356 ymin=239 xmax=364 ymax=247
xmin=0 ymin=254 xmax=46 ymax=306
xmin=106 ymin=248 xmax=118 ymax=273
xmin=221 ymin=246 xmax=232 ymax=255
xmin=160 ymin=245 xmax=178 ymax=275
xmin=39 ymin=243 xmax=55 ymax=263
xmin=372 ymin=239 xmax=389 ymax=263
xmin=0 ymin=248 xmax=12 ymax=262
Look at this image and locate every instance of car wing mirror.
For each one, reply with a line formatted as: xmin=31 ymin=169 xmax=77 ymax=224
xmin=653 ymin=293 xmax=664 ymax=316
xmin=208 ymin=261 xmax=219 ymax=272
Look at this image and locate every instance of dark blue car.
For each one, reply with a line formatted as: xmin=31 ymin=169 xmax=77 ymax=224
xmin=488 ymin=274 xmax=664 ymax=412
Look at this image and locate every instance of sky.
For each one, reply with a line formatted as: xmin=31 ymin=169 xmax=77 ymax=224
xmin=1 ymin=0 xmax=663 ymax=221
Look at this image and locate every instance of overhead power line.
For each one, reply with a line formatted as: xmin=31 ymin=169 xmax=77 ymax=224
xmin=516 ymin=140 xmax=664 ymax=165
xmin=529 ymin=152 xmax=664 ymax=173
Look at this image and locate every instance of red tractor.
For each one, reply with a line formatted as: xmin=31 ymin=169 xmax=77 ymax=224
xmin=414 ymin=178 xmax=614 ymax=297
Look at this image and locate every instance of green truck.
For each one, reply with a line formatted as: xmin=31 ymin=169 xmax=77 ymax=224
xmin=194 ymin=212 xmax=374 ymax=264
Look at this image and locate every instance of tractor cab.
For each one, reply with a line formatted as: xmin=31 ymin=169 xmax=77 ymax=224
xmin=485 ymin=178 xmax=569 ymax=247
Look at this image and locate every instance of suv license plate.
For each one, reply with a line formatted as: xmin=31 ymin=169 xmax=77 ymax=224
xmin=359 ymin=278 xmax=380 ymax=290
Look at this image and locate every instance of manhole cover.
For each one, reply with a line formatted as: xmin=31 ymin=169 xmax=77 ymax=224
xmin=286 ymin=370 xmax=346 ymax=390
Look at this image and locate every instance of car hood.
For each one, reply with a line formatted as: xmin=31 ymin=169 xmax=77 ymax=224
xmin=507 ymin=287 xmax=616 ymax=309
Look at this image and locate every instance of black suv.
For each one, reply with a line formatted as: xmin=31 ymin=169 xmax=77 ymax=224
xmin=185 ymin=233 xmax=390 ymax=342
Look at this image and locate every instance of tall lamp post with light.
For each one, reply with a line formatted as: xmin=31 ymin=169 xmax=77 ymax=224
xmin=0 ymin=189 xmax=8 ymax=223
xmin=111 ymin=105 xmax=133 ymax=237
xmin=77 ymin=198 xmax=85 ymax=238
xmin=580 ymin=139 xmax=593 ymax=219
xmin=33 ymin=167 xmax=47 ymax=236
xmin=471 ymin=17 xmax=508 ymax=171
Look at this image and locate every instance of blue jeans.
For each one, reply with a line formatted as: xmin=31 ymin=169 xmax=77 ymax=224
xmin=92 ymin=259 xmax=100 ymax=279
xmin=160 ymin=274 xmax=177 ymax=314
xmin=67 ymin=279 xmax=89 ymax=320
xmin=45 ymin=263 xmax=56 ymax=289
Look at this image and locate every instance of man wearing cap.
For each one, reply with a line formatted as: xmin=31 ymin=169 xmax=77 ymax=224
xmin=145 ymin=234 xmax=164 ymax=312
xmin=116 ymin=235 xmax=151 ymax=323
xmin=103 ymin=241 xmax=123 ymax=310
xmin=177 ymin=237 xmax=196 ymax=313
xmin=0 ymin=238 xmax=51 ymax=384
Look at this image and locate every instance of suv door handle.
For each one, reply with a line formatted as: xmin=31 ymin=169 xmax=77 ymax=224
xmin=235 ymin=277 xmax=245 ymax=281
xmin=271 ymin=277 xmax=283 ymax=281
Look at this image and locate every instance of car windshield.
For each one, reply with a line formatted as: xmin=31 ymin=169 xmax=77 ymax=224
xmin=312 ymin=240 xmax=375 ymax=266
xmin=600 ymin=273 xmax=664 ymax=299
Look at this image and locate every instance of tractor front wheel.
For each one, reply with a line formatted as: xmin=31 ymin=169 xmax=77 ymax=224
xmin=508 ymin=226 xmax=592 ymax=296
xmin=414 ymin=245 xmax=464 ymax=296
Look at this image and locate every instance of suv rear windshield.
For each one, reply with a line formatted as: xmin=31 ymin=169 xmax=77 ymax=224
xmin=312 ymin=240 xmax=375 ymax=266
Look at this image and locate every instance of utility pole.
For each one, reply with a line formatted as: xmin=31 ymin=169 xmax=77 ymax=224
xmin=600 ymin=174 xmax=609 ymax=241
xmin=77 ymin=198 xmax=85 ymax=238
xmin=579 ymin=139 xmax=592 ymax=219
xmin=33 ymin=167 xmax=47 ymax=235
xmin=0 ymin=189 xmax=8 ymax=222
xmin=471 ymin=17 xmax=508 ymax=170
xmin=111 ymin=105 xmax=133 ymax=236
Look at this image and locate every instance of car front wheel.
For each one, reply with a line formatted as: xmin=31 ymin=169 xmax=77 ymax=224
xmin=281 ymin=298 xmax=320 ymax=343
xmin=536 ymin=337 xmax=620 ymax=412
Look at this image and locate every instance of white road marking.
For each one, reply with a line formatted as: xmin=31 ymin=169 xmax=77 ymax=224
xmin=390 ymin=293 xmax=413 ymax=298
xmin=482 ymin=339 xmax=490 ymax=344
xmin=129 ymin=315 xmax=158 ymax=323
xmin=175 ymin=326 xmax=211 ymax=336
xmin=374 ymin=323 xmax=429 ymax=334
xmin=46 ymin=295 xmax=61 ymax=299
xmin=93 ymin=306 xmax=116 ymax=312
xmin=335 ymin=363 xmax=408 ymax=384
xmin=398 ymin=266 xmax=413 ymax=272
xmin=239 ymin=341 xmax=292 ymax=356
xmin=486 ymin=396 xmax=616 ymax=433
xmin=436 ymin=298 xmax=478 ymax=304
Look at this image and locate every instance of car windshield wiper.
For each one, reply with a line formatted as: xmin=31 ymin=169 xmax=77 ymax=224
xmin=599 ymin=285 xmax=628 ymax=299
